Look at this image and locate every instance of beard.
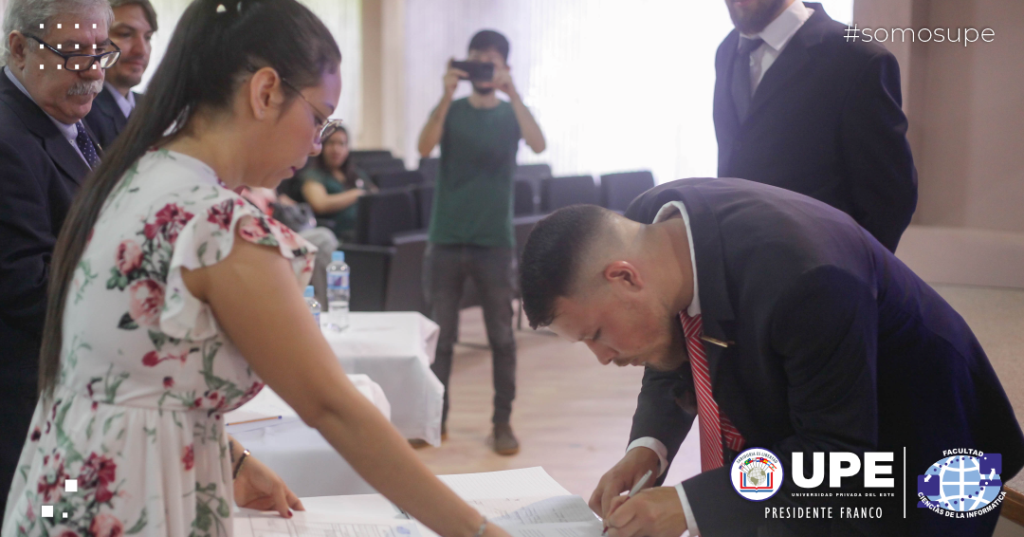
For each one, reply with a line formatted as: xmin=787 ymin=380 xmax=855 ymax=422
xmin=727 ymin=0 xmax=787 ymax=35
xmin=471 ymin=82 xmax=495 ymax=95
xmin=67 ymin=80 xmax=103 ymax=96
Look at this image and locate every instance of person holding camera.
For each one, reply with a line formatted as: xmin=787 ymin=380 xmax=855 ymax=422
xmin=416 ymin=30 xmax=545 ymax=455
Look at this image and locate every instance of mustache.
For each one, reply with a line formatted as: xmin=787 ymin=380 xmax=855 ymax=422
xmin=67 ymin=80 xmax=103 ymax=96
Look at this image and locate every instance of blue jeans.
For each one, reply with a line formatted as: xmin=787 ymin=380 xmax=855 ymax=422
xmin=424 ymin=244 xmax=517 ymax=425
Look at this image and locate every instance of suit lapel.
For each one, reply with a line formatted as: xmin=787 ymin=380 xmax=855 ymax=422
xmin=96 ymin=88 xmax=127 ymax=132
xmin=0 ymin=74 xmax=90 ymax=185
xmin=746 ymin=3 xmax=831 ymax=121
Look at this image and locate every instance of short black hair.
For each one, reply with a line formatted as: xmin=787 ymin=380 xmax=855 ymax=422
xmin=520 ymin=205 xmax=610 ymax=329
xmin=468 ymin=29 xmax=510 ymax=62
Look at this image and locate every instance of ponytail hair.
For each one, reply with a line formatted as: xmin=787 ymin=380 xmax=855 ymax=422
xmin=39 ymin=0 xmax=341 ymax=399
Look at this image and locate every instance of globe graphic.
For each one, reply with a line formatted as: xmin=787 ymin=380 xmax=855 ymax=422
xmin=921 ymin=455 xmax=1002 ymax=512
xmin=747 ymin=467 xmax=767 ymax=487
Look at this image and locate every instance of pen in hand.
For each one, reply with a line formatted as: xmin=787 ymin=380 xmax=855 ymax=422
xmin=602 ymin=469 xmax=654 ymax=536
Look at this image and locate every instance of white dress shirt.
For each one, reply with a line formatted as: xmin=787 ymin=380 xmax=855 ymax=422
xmin=740 ymin=0 xmax=813 ymax=96
xmin=624 ymin=200 xmax=702 ymax=536
xmin=104 ymin=81 xmax=136 ymax=119
xmin=3 ymin=66 xmax=90 ymax=166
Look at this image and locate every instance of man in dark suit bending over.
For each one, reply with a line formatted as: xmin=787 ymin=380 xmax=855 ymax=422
xmin=84 ymin=0 xmax=157 ymax=149
xmin=715 ymin=0 xmax=917 ymax=252
xmin=519 ymin=179 xmax=1023 ymax=536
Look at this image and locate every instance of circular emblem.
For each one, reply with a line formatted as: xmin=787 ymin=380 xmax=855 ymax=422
xmin=731 ymin=448 xmax=784 ymax=501
xmin=917 ymin=453 xmax=1004 ymax=513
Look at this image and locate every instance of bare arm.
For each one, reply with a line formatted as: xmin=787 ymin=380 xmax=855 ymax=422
xmin=301 ymin=180 xmax=365 ymax=215
xmin=182 ymin=229 xmax=507 ymax=537
xmin=493 ymin=67 xmax=546 ymax=154
xmin=417 ymin=60 xmax=466 ymax=158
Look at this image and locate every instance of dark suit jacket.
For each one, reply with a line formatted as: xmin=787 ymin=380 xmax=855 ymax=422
xmin=714 ymin=3 xmax=917 ymax=252
xmin=83 ymin=86 xmax=141 ymax=151
xmin=625 ymin=179 xmax=1024 ymax=536
xmin=0 ymin=73 xmax=96 ymax=382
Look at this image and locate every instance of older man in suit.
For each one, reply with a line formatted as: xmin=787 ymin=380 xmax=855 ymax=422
xmin=519 ymin=179 xmax=1024 ymax=536
xmin=0 ymin=0 xmax=114 ymax=513
xmin=84 ymin=0 xmax=157 ymax=149
xmin=714 ymin=0 xmax=917 ymax=252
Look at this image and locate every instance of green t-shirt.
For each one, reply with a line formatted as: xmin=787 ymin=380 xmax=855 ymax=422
xmin=300 ymin=167 xmax=359 ymax=236
xmin=428 ymin=98 xmax=521 ymax=248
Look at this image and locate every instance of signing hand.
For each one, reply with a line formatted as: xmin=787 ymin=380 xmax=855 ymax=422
xmin=604 ymin=487 xmax=688 ymax=537
xmin=234 ymin=454 xmax=304 ymax=517
xmin=589 ymin=447 xmax=660 ymax=518
xmin=444 ymin=58 xmax=468 ymax=99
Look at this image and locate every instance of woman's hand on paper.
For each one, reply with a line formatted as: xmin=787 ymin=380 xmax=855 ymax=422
xmin=234 ymin=454 xmax=305 ymax=517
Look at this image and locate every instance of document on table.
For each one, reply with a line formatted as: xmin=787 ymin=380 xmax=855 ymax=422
xmin=235 ymin=510 xmax=421 ymax=537
xmin=438 ymin=467 xmax=572 ymax=500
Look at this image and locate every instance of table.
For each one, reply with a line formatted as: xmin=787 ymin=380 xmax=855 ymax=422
xmin=322 ymin=312 xmax=444 ymax=446
xmin=228 ymin=312 xmax=444 ymax=497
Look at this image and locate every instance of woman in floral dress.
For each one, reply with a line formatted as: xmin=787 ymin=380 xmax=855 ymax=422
xmin=1 ymin=2 xmax=511 ymax=537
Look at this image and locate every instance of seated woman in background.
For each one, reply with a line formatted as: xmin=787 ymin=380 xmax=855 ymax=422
xmin=0 ymin=2 xmax=511 ymax=537
xmin=300 ymin=126 xmax=372 ymax=242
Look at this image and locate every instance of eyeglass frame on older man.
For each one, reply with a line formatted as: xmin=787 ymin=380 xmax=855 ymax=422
xmin=22 ymin=33 xmax=121 ymax=72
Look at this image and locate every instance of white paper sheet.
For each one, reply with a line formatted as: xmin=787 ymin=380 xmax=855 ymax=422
xmin=490 ymin=496 xmax=596 ymax=525
xmin=502 ymin=521 xmax=604 ymax=537
xmin=235 ymin=510 xmax=421 ymax=537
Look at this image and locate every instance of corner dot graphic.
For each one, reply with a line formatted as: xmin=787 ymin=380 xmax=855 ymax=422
xmin=40 ymin=23 xmax=45 ymax=29
xmin=93 ymin=24 xmax=98 ymax=29
xmin=75 ymin=24 xmax=80 ymax=29
xmin=57 ymin=24 xmax=62 ymax=29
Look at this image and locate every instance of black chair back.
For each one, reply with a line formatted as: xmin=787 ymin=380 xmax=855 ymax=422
xmin=412 ymin=184 xmax=434 ymax=229
xmin=418 ymin=157 xmax=440 ymax=184
xmin=374 ymin=170 xmax=425 ymax=191
xmin=600 ymin=171 xmax=655 ymax=212
xmin=354 ymin=189 xmax=418 ymax=246
xmin=514 ymin=180 xmax=535 ymax=216
xmin=540 ymin=175 xmax=598 ymax=213
xmin=337 ymin=244 xmax=394 ymax=311
xmin=514 ymin=163 xmax=553 ymax=181
xmin=357 ymin=158 xmax=406 ymax=178
xmin=350 ymin=150 xmax=393 ymax=161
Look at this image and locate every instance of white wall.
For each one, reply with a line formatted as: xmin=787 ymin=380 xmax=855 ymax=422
xmin=402 ymin=0 xmax=853 ymax=182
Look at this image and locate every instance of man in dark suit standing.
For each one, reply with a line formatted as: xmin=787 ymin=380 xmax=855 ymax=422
xmin=0 ymin=0 xmax=114 ymax=513
xmin=84 ymin=0 xmax=157 ymax=150
xmin=519 ymin=179 xmax=1024 ymax=536
xmin=715 ymin=0 xmax=917 ymax=252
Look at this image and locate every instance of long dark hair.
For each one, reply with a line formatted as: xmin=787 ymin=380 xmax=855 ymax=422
xmin=311 ymin=125 xmax=357 ymax=188
xmin=39 ymin=0 xmax=341 ymax=399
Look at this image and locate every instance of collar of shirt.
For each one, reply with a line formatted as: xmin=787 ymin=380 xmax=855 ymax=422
xmin=740 ymin=0 xmax=813 ymax=53
xmin=3 ymin=66 xmax=82 ymax=149
xmin=652 ymin=200 xmax=701 ymax=318
xmin=104 ymin=81 xmax=135 ymax=118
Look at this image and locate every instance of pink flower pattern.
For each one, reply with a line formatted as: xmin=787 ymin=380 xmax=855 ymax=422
xmin=114 ymin=240 xmax=143 ymax=275
xmin=127 ymin=279 xmax=164 ymax=327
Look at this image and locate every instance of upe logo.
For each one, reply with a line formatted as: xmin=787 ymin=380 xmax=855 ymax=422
xmin=732 ymin=448 xmax=784 ymax=501
xmin=918 ymin=451 xmax=1005 ymax=515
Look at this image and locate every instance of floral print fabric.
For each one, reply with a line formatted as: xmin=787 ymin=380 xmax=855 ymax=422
xmin=1 ymin=150 xmax=316 ymax=537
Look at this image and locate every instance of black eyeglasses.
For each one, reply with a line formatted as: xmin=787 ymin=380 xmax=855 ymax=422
xmin=280 ymin=77 xmax=343 ymax=144
xmin=24 ymin=34 xmax=120 ymax=72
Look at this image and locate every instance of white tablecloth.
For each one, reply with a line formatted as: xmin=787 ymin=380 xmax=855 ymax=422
xmin=323 ymin=312 xmax=444 ymax=446
xmin=228 ymin=375 xmax=391 ymax=497
xmin=228 ymin=312 xmax=444 ymax=497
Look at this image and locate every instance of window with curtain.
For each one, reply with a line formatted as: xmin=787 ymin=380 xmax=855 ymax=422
xmin=404 ymin=0 xmax=852 ymax=183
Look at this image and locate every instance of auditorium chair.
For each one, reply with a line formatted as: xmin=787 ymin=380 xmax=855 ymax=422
xmin=373 ymin=170 xmax=425 ymax=191
xmin=600 ymin=171 xmax=655 ymax=212
xmin=540 ymin=175 xmax=598 ymax=213
xmin=354 ymin=189 xmax=418 ymax=246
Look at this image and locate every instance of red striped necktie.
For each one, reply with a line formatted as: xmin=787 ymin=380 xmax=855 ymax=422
xmin=680 ymin=311 xmax=746 ymax=471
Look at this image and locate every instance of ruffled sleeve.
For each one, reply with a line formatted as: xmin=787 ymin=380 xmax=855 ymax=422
xmin=160 ymin=192 xmax=317 ymax=340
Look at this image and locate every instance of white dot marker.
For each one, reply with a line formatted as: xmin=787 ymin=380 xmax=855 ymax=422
xmin=65 ymin=479 xmax=77 ymax=492
xmin=57 ymin=65 xmax=62 ymax=70
xmin=42 ymin=506 xmax=53 ymax=518
xmin=74 ymin=44 xmax=80 ymax=50
xmin=57 ymin=44 xmax=62 ymax=50
xmin=57 ymin=24 xmax=62 ymax=29
xmin=40 ymin=23 xmax=45 ymax=29
xmin=40 ymin=44 xmax=44 ymax=49
xmin=40 ymin=64 xmax=44 ymax=70
xmin=63 ymin=513 xmax=68 ymax=518
xmin=75 ymin=24 xmax=80 ymax=29
xmin=73 ymin=64 xmax=79 ymax=70
xmin=92 ymin=64 xmax=97 ymax=70
xmin=93 ymin=24 xmax=97 ymax=29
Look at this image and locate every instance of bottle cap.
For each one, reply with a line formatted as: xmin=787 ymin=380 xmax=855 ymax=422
xmin=332 ymin=251 xmax=345 ymax=263
xmin=303 ymin=286 xmax=315 ymax=298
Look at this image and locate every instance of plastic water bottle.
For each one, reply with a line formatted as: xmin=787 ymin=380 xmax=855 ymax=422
xmin=303 ymin=285 xmax=321 ymax=328
xmin=326 ymin=251 xmax=350 ymax=332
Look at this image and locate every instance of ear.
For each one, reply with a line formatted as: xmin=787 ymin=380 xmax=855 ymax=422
xmin=248 ymin=67 xmax=285 ymax=121
xmin=7 ymin=31 xmax=28 ymax=67
xmin=603 ymin=260 xmax=644 ymax=291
